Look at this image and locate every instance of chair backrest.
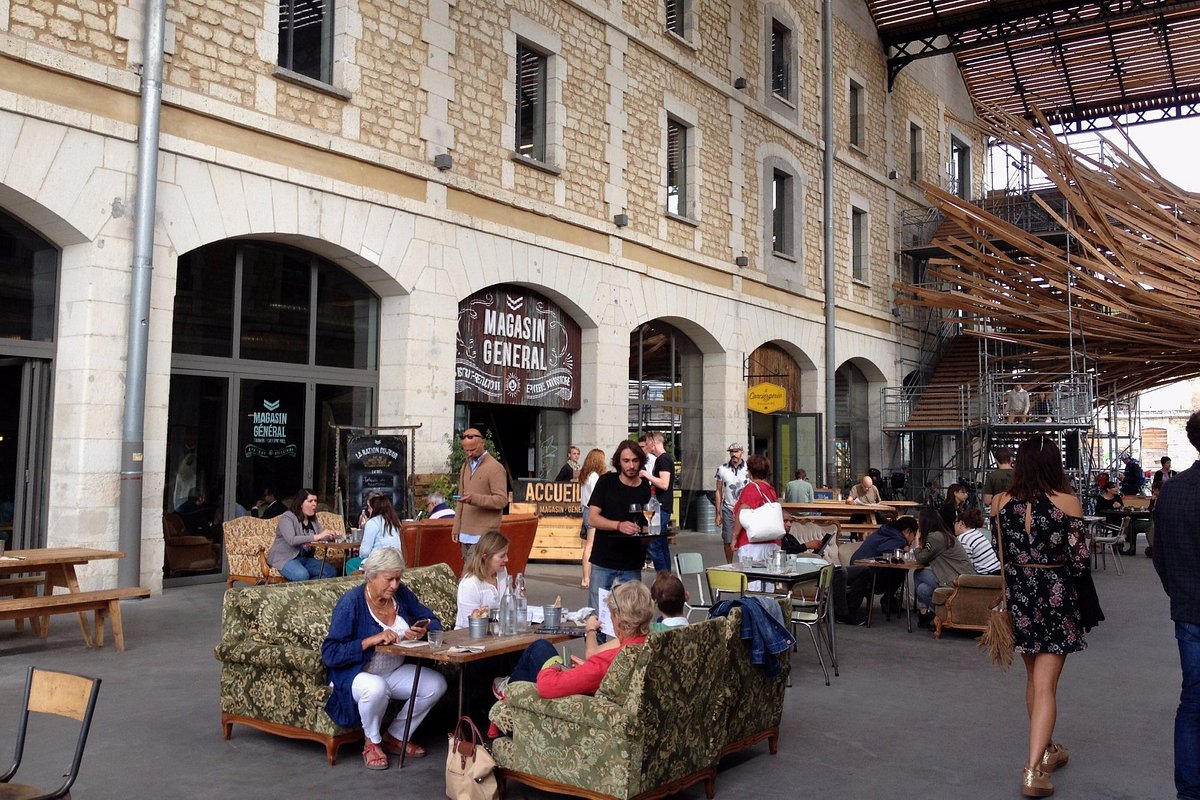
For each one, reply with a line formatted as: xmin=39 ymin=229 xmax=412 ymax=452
xmin=162 ymin=512 xmax=188 ymax=539
xmin=3 ymin=667 xmax=102 ymax=798
xmin=706 ymin=568 xmax=747 ymax=600
xmin=674 ymin=552 xmax=711 ymax=610
xmin=812 ymin=565 xmax=835 ymax=621
xmin=223 ymin=516 xmax=280 ymax=582
xmin=316 ymin=511 xmax=346 ymax=534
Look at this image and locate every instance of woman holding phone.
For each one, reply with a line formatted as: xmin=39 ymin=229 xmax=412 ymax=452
xmin=321 ymin=547 xmax=447 ymax=770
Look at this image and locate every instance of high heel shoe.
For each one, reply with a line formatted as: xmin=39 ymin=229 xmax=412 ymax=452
xmin=1021 ymin=766 xmax=1054 ymax=797
xmin=1040 ymin=742 xmax=1069 ymax=772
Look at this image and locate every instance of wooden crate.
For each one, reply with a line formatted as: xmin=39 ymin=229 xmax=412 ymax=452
xmin=510 ymin=503 xmax=584 ymax=563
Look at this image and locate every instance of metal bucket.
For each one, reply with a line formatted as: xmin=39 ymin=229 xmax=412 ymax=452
xmin=690 ymin=493 xmax=716 ymax=534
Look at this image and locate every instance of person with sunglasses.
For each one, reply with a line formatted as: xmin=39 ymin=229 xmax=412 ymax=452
xmin=451 ymin=428 xmax=509 ymax=560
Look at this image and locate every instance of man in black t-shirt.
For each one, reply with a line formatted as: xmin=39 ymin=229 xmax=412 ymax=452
xmin=587 ymin=440 xmax=652 ymax=613
xmin=640 ymin=431 xmax=675 ymax=571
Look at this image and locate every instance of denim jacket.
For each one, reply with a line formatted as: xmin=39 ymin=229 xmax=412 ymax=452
xmin=709 ymin=596 xmax=795 ymax=677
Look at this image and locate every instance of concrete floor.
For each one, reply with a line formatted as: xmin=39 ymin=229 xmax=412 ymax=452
xmin=0 ymin=531 xmax=1177 ymax=799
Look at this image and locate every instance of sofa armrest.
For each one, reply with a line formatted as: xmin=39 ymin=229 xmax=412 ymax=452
xmin=499 ymin=680 xmax=637 ymax=736
xmin=953 ymin=574 xmax=1003 ymax=589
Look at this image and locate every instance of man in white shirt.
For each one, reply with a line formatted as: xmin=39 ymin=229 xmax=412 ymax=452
xmin=714 ymin=444 xmax=748 ymax=564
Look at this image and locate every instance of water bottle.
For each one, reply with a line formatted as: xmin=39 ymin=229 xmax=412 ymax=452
xmin=499 ymin=580 xmax=516 ymax=636
xmin=514 ymin=573 xmax=528 ymax=628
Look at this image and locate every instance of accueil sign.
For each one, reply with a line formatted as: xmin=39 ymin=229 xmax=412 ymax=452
xmin=455 ymin=285 xmax=581 ymax=410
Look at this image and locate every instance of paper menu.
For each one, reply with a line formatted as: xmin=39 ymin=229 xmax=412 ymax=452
xmin=596 ymin=588 xmax=616 ymax=638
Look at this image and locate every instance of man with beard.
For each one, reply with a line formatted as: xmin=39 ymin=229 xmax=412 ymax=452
xmin=587 ymin=440 xmax=652 ymax=617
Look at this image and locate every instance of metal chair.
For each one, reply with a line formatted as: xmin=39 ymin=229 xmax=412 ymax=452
xmin=1092 ymin=523 xmax=1125 ymax=576
xmin=2 ymin=666 xmax=102 ymax=799
xmin=705 ymin=568 xmax=747 ymax=602
xmin=790 ymin=565 xmax=837 ymax=686
xmin=673 ymin=552 xmax=713 ymax=620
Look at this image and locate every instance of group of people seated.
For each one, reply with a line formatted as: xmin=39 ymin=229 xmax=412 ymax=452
xmin=319 ymin=524 xmax=691 ymax=770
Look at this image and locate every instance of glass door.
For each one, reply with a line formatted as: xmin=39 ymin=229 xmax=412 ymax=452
xmin=777 ymin=412 xmax=822 ymax=490
xmin=0 ymin=358 xmax=51 ymax=550
xmin=163 ymin=374 xmax=228 ymax=578
xmin=236 ymin=378 xmax=308 ymax=518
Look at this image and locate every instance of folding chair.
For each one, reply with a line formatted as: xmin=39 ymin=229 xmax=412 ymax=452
xmin=2 ymin=666 xmax=102 ymax=799
xmin=705 ymin=568 xmax=747 ymax=602
xmin=674 ymin=552 xmax=713 ymax=620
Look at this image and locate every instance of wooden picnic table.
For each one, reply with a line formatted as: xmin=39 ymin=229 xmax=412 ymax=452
xmin=781 ymin=501 xmax=897 ymax=518
xmin=0 ymin=547 xmax=143 ymax=649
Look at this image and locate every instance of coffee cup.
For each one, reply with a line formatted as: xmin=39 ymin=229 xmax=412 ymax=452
xmin=468 ymin=617 xmax=489 ymax=638
xmin=543 ymin=605 xmax=562 ymax=627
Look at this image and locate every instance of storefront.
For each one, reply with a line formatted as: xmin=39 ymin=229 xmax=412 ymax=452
xmin=746 ymin=342 xmax=821 ymax=492
xmin=454 ymin=285 xmax=581 ymax=482
xmin=162 ymin=240 xmax=379 ymax=581
xmin=0 ymin=210 xmax=57 ymax=551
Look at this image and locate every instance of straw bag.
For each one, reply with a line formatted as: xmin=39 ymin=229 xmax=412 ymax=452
xmin=738 ymin=482 xmax=786 ymax=542
xmin=978 ymin=502 xmax=1022 ymax=671
xmin=445 ymin=716 xmax=498 ymax=800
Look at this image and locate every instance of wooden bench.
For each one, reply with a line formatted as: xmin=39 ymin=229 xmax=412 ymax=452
xmin=0 ymin=587 xmax=150 ymax=651
xmin=0 ymin=576 xmax=45 ymax=633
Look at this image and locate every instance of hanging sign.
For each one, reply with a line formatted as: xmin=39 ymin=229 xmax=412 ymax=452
xmin=455 ymin=286 xmax=581 ymax=409
xmin=747 ymin=382 xmax=787 ymax=414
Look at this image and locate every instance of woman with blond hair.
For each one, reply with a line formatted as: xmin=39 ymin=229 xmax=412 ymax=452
xmin=455 ymin=531 xmax=510 ymax=629
xmin=578 ymin=447 xmax=606 ymax=588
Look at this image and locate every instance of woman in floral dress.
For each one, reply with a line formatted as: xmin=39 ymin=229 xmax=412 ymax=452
xmin=991 ymin=434 xmax=1090 ymax=798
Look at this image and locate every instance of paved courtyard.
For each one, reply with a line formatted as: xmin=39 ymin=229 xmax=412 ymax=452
xmin=0 ymin=531 xmax=1177 ymax=799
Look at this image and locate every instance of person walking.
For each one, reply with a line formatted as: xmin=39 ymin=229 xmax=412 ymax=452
xmin=1154 ymin=410 xmax=1200 ymax=800
xmin=992 ymin=434 xmax=1090 ymax=797
xmin=714 ymin=444 xmax=748 ymax=564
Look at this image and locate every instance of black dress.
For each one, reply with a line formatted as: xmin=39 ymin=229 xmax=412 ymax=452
xmin=998 ymin=494 xmax=1090 ymax=655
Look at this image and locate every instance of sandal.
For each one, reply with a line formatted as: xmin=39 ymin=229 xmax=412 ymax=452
xmin=362 ymin=740 xmax=389 ymax=770
xmin=382 ymin=735 xmax=426 ymax=758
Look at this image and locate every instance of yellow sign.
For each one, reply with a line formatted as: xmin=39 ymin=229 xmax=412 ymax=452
xmin=747 ymin=382 xmax=787 ymax=414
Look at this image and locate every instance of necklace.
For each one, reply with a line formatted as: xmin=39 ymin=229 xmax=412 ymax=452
xmin=365 ymin=586 xmax=396 ymax=613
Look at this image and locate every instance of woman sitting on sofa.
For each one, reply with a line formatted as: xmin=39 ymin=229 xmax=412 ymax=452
xmin=913 ymin=508 xmax=976 ymax=629
xmin=321 ymin=547 xmax=447 ymax=770
xmin=455 ymin=531 xmax=510 ymax=629
xmin=267 ymin=488 xmax=338 ymax=582
xmin=493 ymin=580 xmax=652 ymax=702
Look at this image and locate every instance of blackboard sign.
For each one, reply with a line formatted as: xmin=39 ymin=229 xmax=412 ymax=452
xmin=346 ymin=435 xmax=407 ymax=517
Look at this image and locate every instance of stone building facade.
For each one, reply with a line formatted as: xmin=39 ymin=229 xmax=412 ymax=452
xmin=0 ymin=0 xmax=983 ymax=590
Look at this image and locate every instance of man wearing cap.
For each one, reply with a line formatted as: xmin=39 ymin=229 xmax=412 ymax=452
xmin=714 ymin=444 xmax=748 ymax=563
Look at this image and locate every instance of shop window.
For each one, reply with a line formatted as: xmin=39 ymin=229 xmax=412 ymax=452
xmin=0 ymin=211 xmax=57 ymax=342
xmin=515 ymin=41 xmax=548 ymax=162
xmin=173 ymin=241 xmax=235 ymax=358
xmin=240 ymin=245 xmax=313 ymax=364
xmin=316 ymin=261 xmax=377 ymax=369
xmin=278 ymin=0 xmax=334 ymax=84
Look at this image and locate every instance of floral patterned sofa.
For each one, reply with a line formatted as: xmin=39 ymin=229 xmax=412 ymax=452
xmin=489 ymin=607 xmax=790 ymax=800
xmin=214 ymin=562 xmax=458 ymax=764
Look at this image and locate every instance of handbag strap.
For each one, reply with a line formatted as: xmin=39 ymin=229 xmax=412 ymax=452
xmin=452 ymin=715 xmax=486 ymax=751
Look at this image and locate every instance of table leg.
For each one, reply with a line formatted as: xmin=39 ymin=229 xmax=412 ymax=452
xmin=41 ymin=564 xmax=94 ymax=647
xmin=457 ymin=663 xmax=467 ymax=720
xmin=865 ymin=570 xmax=877 ymax=628
xmin=399 ymin=661 xmax=423 ymax=769
xmin=905 ymin=571 xmax=915 ymax=634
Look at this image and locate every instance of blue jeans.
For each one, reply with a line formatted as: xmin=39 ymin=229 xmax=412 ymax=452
xmin=510 ymin=639 xmax=558 ymax=684
xmin=1176 ymin=621 xmax=1200 ymax=799
xmin=913 ymin=568 xmax=939 ymax=612
xmin=279 ymin=554 xmax=336 ymax=581
xmin=588 ymin=565 xmax=642 ymax=643
xmin=646 ymin=509 xmax=671 ymax=572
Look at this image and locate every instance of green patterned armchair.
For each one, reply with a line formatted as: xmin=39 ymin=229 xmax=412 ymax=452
xmin=214 ymin=563 xmax=458 ymax=764
xmin=719 ymin=600 xmax=791 ymax=758
xmin=488 ymin=615 xmax=735 ymax=800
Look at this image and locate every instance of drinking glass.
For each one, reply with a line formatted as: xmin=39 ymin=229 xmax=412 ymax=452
xmin=427 ymin=629 xmax=443 ymax=647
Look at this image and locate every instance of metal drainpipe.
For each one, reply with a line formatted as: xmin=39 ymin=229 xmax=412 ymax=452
xmin=822 ymin=0 xmax=837 ymax=488
xmin=118 ymin=0 xmax=167 ymax=588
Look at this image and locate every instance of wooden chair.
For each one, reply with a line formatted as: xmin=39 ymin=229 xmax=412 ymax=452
xmin=1 ymin=667 xmax=101 ymax=799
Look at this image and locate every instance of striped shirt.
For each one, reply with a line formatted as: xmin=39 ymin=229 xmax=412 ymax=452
xmin=958 ymin=527 xmax=1001 ymax=575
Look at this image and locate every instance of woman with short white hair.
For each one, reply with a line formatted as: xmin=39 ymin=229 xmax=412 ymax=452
xmin=321 ymin=547 xmax=447 ymax=769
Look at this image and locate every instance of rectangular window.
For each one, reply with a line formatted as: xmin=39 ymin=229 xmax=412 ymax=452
xmin=849 ymin=81 xmax=864 ymax=148
xmin=851 ymin=208 xmax=867 ymax=281
xmin=951 ymin=136 xmax=971 ymax=199
xmin=515 ymin=42 xmax=548 ymax=162
xmin=909 ymin=123 xmax=923 ymax=181
xmin=665 ymin=0 xmax=685 ymax=37
xmin=771 ymin=21 xmax=791 ymax=99
xmin=278 ymin=0 xmax=333 ymax=83
xmin=772 ymin=169 xmax=792 ymax=255
xmin=666 ymin=116 xmax=688 ymax=216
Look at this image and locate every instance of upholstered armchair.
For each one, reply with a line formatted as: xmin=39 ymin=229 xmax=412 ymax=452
xmin=490 ymin=616 xmax=734 ymax=800
xmin=162 ymin=512 xmax=220 ymax=576
xmin=222 ymin=516 xmax=281 ymax=587
xmin=932 ymin=574 xmax=1003 ymax=638
xmin=719 ymin=603 xmax=791 ymax=758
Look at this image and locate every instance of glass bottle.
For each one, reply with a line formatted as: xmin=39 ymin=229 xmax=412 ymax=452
xmin=644 ymin=494 xmax=661 ymax=535
xmin=499 ymin=579 xmax=516 ymax=636
xmin=513 ymin=572 xmax=528 ymax=628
